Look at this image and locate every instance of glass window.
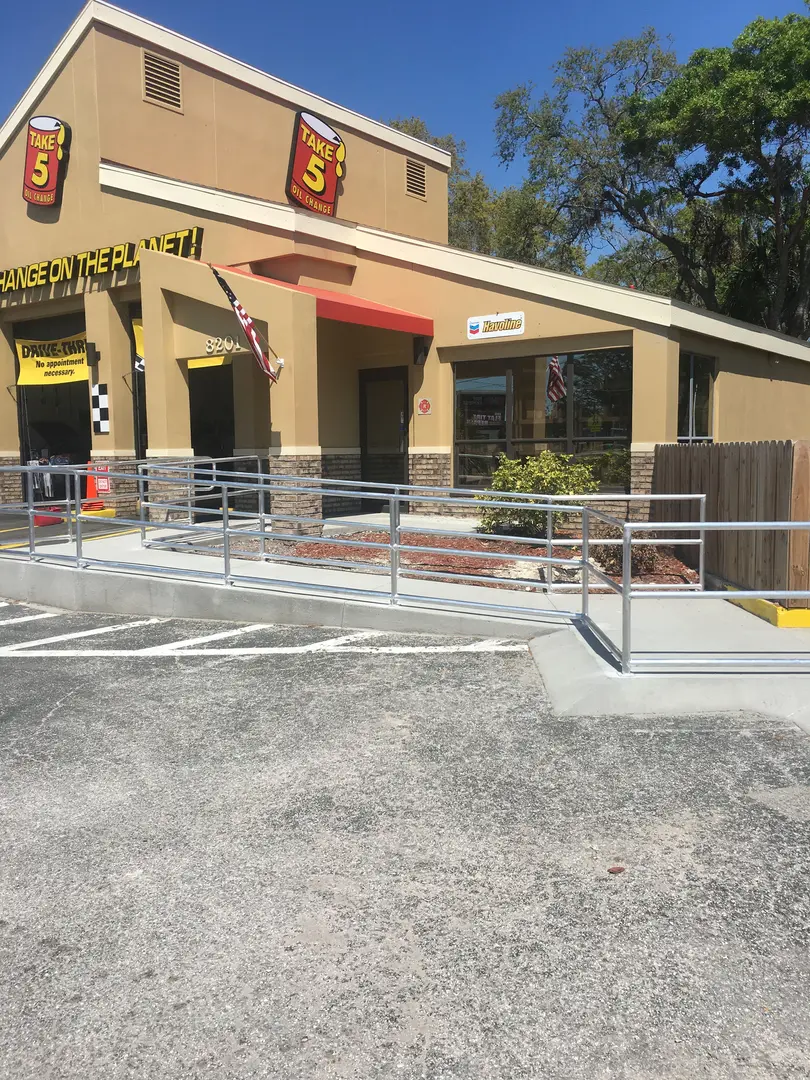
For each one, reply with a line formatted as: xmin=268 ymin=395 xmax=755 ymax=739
xmin=453 ymin=348 xmax=633 ymax=487
xmin=571 ymin=349 xmax=632 ymax=457
xmin=512 ymin=357 xmax=567 ymax=447
xmin=455 ymin=360 xmax=509 ymax=487
xmin=678 ymin=353 xmax=714 ymax=442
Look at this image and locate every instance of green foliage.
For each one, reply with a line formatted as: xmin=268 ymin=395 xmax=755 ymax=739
xmin=590 ymin=521 xmax=661 ymax=576
xmin=587 ymin=236 xmax=682 ymax=297
xmin=493 ymin=7 xmax=810 ymax=336
xmin=590 ymin=448 xmax=631 ymax=489
xmin=477 ymin=452 xmax=599 ymax=537
xmin=591 ymin=447 xmax=635 ymax=490
xmin=393 ymin=9 xmax=810 ymax=336
xmin=624 ymin=10 xmax=810 ymax=335
xmin=494 ymin=28 xmax=680 ymax=273
xmin=388 ymin=116 xmax=585 ymax=271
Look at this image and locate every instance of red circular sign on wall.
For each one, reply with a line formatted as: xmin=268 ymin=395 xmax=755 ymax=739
xmin=417 ymin=397 xmax=432 ymax=415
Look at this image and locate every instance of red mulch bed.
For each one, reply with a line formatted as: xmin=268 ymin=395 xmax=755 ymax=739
xmin=266 ymin=530 xmax=698 ymax=587
xmin=292 ymin=531 xmax=563 ymax=576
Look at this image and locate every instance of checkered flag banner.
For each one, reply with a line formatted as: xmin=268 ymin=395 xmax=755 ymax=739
xmin=134 ymin=353 xmax=144 ymax=374
xmin=547 ymin=356 xmax=566 ymax=403
xmin=210 ymin=265 xmax=284 ymax=382
xmin=91 ymin=383 xmax=109 ymax=434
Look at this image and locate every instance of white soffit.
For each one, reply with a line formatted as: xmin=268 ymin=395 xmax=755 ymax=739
xmin=99 ymin=162 xmax=810 ymax=364
xmin=0 ymin=1 xmax=452 ymax=169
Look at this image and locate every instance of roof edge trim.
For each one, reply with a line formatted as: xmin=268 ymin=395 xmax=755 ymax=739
xmin=96 ymin=162 xmax=810 ymax=364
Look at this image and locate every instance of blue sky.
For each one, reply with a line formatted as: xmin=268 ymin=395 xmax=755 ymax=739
xmin=0 ymin=0 xmax=804 ymax=185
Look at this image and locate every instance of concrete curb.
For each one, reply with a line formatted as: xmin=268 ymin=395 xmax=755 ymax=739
xmin=529 ymin=625 xmax=810 ymax=732
xmin=0 ymin=558 xmax=565 ymax=640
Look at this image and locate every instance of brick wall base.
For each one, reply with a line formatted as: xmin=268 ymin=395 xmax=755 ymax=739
xmin=408 ymin=453 xmax=458 ymax=514
xmin=268 ymin=455 xmax=323 ymax=536
xmin=629 ymin=450 xmax=655 ymax=521
xmin=91 ymin=458 xmax=140 ymax=520
xmin=322 ymin=454 xmax=362 ymax=517
xmin=0 ymin=457 xmax=22 ymax=505
xmin=137 ymin=459 xmax=199 ymax=524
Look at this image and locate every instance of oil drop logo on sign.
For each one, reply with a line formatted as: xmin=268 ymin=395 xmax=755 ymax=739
xmin=23 ymin=116 xmax=71 ymax=208
xmin=287 ymin=112 xmax=346 ymax=217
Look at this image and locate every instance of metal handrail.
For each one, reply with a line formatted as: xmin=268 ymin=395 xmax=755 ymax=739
xmin=136 ymin=460 xmax=703 ymax=503
xmin=576 ymin=512 xmax=810 ymax=675
xmin=1 ymin=463 xmax=733 ymax=651
xmin=8 ymin=462 xmax=810 ymax=674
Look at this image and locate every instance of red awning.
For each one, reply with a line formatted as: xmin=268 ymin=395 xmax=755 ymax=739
xmin=214 ymin=264 xmax=433 ymax=337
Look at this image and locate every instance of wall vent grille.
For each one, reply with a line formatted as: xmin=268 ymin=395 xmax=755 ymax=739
xmin=143 ymin=51 xmax=182 ymax=111
xmin=405 ymin=158 xmax=427 ymax=199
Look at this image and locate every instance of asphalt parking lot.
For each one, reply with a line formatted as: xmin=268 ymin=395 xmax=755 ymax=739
xmin=2 ymin=599 xmax=810 ymax=1079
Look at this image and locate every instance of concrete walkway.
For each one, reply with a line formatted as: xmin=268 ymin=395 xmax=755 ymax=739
xmin=7 ymin=520 xmax=810 ymax=726
xmin=18 ymin=523 xmax=810 ymax=658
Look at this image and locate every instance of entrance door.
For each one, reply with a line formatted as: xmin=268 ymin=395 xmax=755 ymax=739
xmin=189 ymin=365 xmax=235 ymax=460
xmin=189 ymin=365 xmax=235 ymax=519
xmin=14 ymin=311 xmax=90 ymax=501
xmin=359 ymin=367 xmax=409 ymax=507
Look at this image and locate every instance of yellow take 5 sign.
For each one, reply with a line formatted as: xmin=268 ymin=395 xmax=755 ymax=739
xmin=287 ymin=112 xmax=346 ymax=217
xmin=23 ymin=116 xmax=71 ymax=208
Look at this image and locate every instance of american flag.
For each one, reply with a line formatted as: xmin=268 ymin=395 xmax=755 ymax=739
xmin=210 ymin=266 xmax=282 ymax=382
xmin=547 ymin=356 xmax=566 ymax=402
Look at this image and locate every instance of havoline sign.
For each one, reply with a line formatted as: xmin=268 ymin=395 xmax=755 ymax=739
xmin=467 ymin=311 xmax=525 ymax=340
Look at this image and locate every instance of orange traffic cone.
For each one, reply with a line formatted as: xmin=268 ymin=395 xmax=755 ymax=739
xmin=85 ymin=461 xmax=97 ymax=500
xmin=82 ymin=460 xmax=104 ymax=512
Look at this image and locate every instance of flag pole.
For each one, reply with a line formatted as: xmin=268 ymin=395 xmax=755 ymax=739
xmin=208 ymin=264 xmax=284 ymax=382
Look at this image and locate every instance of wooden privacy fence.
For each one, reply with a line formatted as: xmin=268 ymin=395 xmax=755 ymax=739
xmin=653 ymin=441 xmax=810 ymax=608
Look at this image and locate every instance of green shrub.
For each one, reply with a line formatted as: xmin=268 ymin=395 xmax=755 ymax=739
xmin=477 ymin=451 xmax=599 ymax=537
xmin=591 ymin=448 xmax=631 ymax=490
xmin=589 ymin=521 xmax=661 ymax=576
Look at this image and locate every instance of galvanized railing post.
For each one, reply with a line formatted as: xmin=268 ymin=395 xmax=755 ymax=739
xmin=546 ymin=508 xmax=554 ymax=591
xmin=74 ymin=470 xmax=83 ymax=567
xmin=581 ymin=507 xmax=590 ymax=620
xmin=65 ymin=467 xmax=73 ymax=543
xmin=259 ymin=472 xmax=267 ymax=558
xmin=26 ymin=468 xmax=35 ymax=557
xmin=621 ymin=521 xmax=632 ymax=674
xmin=138 ymin=467 xmax=147 ymax=544
xmin=389 ymin=490 xmax=400 ymax=605
xmin=699 ymin=494 xmax=706 ymax=590
xmin=222 ymin=483 xmax=231 ymax=584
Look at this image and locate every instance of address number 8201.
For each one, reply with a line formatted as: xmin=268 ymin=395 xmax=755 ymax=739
xmin=205 ymin=335 xmax=238 ymax=354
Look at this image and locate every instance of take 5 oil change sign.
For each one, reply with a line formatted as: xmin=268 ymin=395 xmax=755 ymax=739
xmin=287 ymin=112 xmax=346 ymax=217
xmin=23 ymin=116 xmax=71 ymax=208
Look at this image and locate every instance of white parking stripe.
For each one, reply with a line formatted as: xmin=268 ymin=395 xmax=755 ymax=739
xmin=326 ymin=643 xmax=527 ymax=653
xmin=0 ymin=618 xmax=164 ymax=651
xmin=299 ymin=631 xmax=381 ymax=651
xmin=139 ymin=623 xmax=270 ymax=654
xmin=0 ymin=642 xmax=525 ymax=657
xmin=0 ymin=612 xmax=60 ymax=626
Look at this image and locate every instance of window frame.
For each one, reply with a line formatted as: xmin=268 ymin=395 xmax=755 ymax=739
xmin=677 ymin=352 xmax=715 ymax=444
xmin=453 ymin=348 xmax=633 ymax=488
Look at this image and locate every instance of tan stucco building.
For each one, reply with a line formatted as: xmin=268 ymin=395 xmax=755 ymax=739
xmin=3 ymin=1 xmax=810 ymax=509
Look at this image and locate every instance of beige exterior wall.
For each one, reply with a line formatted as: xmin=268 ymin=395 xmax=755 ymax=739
xmin=317 ymin=321 xmax=411 ymax=451
xmin=678 ymin=331 xmax=810 ymax=444
xmin=5 ymin=13 xmax=810 ymax=490
xmin=93 ymin=28 xmax=448 ymax=244
xmin=630 ymin=329 xmax=679 ymax=448
xmin=84 ymin=286 xmax=137 ymax=458
xmin=137 ymin=249 xmax=319 ymax=457
xmin=0 ymin=32 xmax=103 ymax=283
